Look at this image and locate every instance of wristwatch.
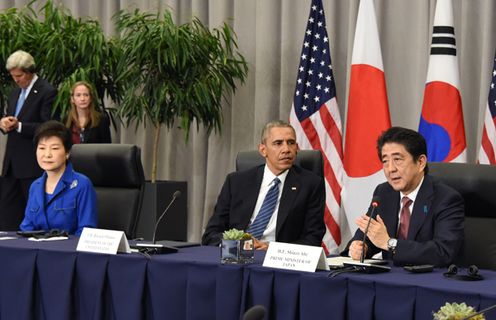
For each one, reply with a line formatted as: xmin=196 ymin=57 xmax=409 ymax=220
xmin=387 ymin=238 xmax=398 ymax=254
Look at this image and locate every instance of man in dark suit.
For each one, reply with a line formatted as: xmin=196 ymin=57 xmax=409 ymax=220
xmin=346 ymin=127 xmax=464 ymax=267
xmin=0 ymin=50 xmax=57 ymax=230
xmin=202 ymin=120 xmax=325 ymax=249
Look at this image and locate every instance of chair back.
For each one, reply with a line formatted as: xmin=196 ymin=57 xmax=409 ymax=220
xmin=236 ymin=150 xmax=324 ymax=177
xmin=429 ymin=162 xmax=496 ymax=269
xmin=71 ymin=144 xmax=145 ymax=239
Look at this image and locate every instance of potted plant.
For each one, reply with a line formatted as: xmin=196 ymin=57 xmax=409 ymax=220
xmin=114 ymin=9 xmax=248 ymax=182
xmin=433 ymin=302 xmax=484 ymax=320
xmin=221 ymin=228 xmax=254 ymax=264
xmin=27 ymin=1 xmax=122 ymax=117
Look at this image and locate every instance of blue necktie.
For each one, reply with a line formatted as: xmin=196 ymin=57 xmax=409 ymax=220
xmin=246 ymin=178 xmax=281 ymax=239
xmin=15 ymin=89 xmax=26 ymax=117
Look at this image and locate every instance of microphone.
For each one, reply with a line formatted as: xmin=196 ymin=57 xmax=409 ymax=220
xmin=243 ymin=305 xmax=266 ymax=320
xmin=152 ymin=190 xmax=181 ymax=244
xmin=342 ymin=195 xmax=389 ymax=273
xmin=360 ymin=196 xmax=380 ymax=263
xmin=133 ymin=191 xmax=181 ymax=254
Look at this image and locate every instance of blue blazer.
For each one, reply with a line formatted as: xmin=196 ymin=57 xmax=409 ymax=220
xmin=20 ymin=162 xmax=97 ymax=235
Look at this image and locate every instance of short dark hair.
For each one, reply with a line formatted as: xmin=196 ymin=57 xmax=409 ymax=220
xmin=34 ymin=120 xmax=72 ymax=152
xmin=261 ymin=120 xmax=295 ymax=144
xmin=377 ymin=126 xmax=429 ymax=174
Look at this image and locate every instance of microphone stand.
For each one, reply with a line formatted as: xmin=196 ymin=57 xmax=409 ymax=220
xmin=340 ymin=196 xmax=390 ymax=274
xmin=133 ymin=191 xmax=182 ymax=254
xmin=152 ymin=191 xmax=181 ymax=244
xmin=360 ymin=198 xmax=380 ymax=263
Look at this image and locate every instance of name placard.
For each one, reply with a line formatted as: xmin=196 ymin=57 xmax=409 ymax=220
xmin=77 ymin=227 xmax=131 ymax=254
xmin=263 ymin=242 xmax=329 ymax=272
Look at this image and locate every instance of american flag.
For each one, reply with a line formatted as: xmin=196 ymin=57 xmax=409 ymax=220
xmin=289 ymin=0 xmax=343 ymax=254
xmin=479 ymin=51 xmax=496 ymax=164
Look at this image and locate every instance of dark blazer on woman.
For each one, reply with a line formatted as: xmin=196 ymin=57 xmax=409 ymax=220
xmin=79 ymin=112 xmax=111 ymax=143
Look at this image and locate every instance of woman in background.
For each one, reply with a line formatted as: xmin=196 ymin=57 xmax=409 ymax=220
xmin=65 ymin=81 xmax=111 ymax=144
xmin=20 ymin=120 xmax=97 ymax=235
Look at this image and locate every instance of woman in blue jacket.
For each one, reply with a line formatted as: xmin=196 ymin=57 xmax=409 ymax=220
xmin=20 ymin=120 xmax=97 ymax=235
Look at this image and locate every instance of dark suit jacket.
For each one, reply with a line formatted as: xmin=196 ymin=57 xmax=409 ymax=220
xmin=347 ymin=174 xmax=464 ymax=267
xmin=80 ymin=112 xmax=111 ymax=143
xmin=2 ymin=77 xmax=57 ymax=178
xmin=202 ymin=165 xmax=326 ymax=247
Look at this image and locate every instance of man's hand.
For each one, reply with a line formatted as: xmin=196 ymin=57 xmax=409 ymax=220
xmin=253 ymin=238 xmax=269 ymax=250
xmin=349 ymin=240 xmax=368 ymax=260
xmin=355 ymin=214 xmax=390 ymax=250
xmin=0 ymin=116 xmax=19 ymax=132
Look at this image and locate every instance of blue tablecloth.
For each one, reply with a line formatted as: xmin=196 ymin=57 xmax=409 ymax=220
xmin=0 ymin=235 xmax=495 ymax=320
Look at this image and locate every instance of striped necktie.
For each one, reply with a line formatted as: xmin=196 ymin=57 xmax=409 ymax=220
xmin=14 ymin=89 xmax=26 ymax=117
xmin=246 ymin=178 xmax=281 ymax=239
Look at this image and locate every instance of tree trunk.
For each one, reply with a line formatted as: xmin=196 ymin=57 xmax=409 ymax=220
xmin=151 ymin=124 xmax=161 ymax=183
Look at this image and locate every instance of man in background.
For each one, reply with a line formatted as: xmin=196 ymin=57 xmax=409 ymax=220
xmin=202 ymin=120 xmax=325 ymax=249
xmin=0 ymin=50 xmax=57 ymax=230
xmin=345 ymin=127 xmax=464 ymax=267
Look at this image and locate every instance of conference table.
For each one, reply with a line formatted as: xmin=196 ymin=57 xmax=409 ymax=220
xmin=0 ymin=235 xmax=495 ymax=320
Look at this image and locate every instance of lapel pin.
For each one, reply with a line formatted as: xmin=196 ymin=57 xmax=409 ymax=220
xmin=70 ymin=180 xmax=78 ymax=189
xmin=34 ymin=90 xmax=38 ymax=93
xmin=423 ymin=205 xmax=428 ymax=214
xmin=291 ymin=187 xmax=297 ymax=191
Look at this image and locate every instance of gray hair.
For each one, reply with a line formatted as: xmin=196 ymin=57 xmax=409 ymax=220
xmin=260 ymin=120 xmax=295 ymax=143
xmin=6 ymin=50 xmax=35 ymax=73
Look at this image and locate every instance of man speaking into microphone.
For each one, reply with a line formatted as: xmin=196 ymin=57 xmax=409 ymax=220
xmin=345 ymin=127 xmax=464 ymax=267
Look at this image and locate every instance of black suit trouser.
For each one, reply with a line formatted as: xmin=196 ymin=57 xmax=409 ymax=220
xmin=0 ymin=168 xmax=36 ymax=231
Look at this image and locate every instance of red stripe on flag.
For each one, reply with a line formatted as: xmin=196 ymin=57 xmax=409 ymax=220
xmin=319 ymin=105 xmax=343 ymax=159
xmin=300 ymin=116 xmax=341 ymax=203
xmin=300 ymin=117 xmax=341 ymax=245
xmin=481 ymin=126 xmax=496 ymax=164
xmin=324 ymin=206 xmax=341 ymax=244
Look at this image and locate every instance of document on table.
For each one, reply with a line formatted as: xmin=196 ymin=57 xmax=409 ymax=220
xmin=29 ymin=236 xmax=69 ymax=241
xmin=327 ymin=256 xmax=387 ymax=267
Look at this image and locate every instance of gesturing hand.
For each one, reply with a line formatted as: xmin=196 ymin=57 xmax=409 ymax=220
xmin=355 ymin=214 xmax=390 ymax=251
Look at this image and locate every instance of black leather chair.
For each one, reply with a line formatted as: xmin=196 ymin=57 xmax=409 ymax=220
xmin=235 ymin=150 xmax=324 ymax=177
xmin=429 ymin=162 xmax=496 ymax=270
xmin=70 ymin=144 xmax=145 ymax=239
